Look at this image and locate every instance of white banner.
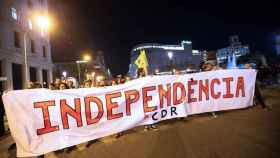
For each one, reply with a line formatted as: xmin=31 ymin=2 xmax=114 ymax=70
xmin=2 ymin=69 xmax=256 ymax=157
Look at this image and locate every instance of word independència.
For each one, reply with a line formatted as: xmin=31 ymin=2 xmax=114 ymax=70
xmin=34 ymin=76 xmax=245 ymax=135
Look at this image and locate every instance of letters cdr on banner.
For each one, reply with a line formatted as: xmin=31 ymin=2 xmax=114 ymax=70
xmin=2 ymin=69 xmax=256 ymax=157
xmin=34 ymin=75 xmax=245 ymax=136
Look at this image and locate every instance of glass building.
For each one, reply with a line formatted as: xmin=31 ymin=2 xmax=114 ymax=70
xmin=216 ymin=36 xmax=250 ymax=64
xmin=129 ymin=41 xmax=202 ymax=77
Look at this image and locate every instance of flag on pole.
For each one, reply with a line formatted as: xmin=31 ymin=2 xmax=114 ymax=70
xmin=134 ymin=50 xmax=149 ymax=74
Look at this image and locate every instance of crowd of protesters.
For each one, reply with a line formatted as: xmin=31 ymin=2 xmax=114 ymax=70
xmin=1 ymin=60 xmax=275 ymax=158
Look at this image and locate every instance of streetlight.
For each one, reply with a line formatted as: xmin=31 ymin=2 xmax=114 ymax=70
xmin=167 ymin=52 xmax=173 ymax=60
xmin=76 ymin=54 xmax=92 ymax=85
xmin=36 ymin=16 xmax=50 ymax=30
xmin=62 ymin=71 xmax=67 ymax=78
xmin=83 ymin=54 xmax=92 ymax=61
xmin=167 ymin=52 xmax=173 ymax=73
xmin=154 ymin=69 xmax=159 ymax=75
xmin=24 ymin=15 xmax=51 ymax=88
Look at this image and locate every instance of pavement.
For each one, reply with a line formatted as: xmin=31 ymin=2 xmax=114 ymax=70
xmin=0 ymin=87 xmax=280 ymax=158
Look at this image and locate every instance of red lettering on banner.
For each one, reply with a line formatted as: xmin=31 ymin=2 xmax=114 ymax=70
xmin=34 ymin=101 xmax=59 ymax=135
xmin=210 ymin=79 xmax=221 ymax=99
xmin=60 ymin=99 xmax=83 ymax=129
xmin=188 ymin=80 xmax=198 ymax=103
xmin=124 ymin=90 xmax=140 ymax=116
xmin=84 ymin=96 xmax=104 ymax=125
xmin=173 ymin=82 xmax=186 ymax=105
xmin=158 ymin=84 xmax=171 ymax=108
xmin=199 ymin=79 xmax=209 ymax=101
xmin=142 ymin=86 xmax=157 ymax=113
xmin=105 ymin=92 xmax=123 ymax=120
xmin=236 ymin=76 xmax=245 ymax=97
xmin=223 ymin=77 xmax=234 ymax=98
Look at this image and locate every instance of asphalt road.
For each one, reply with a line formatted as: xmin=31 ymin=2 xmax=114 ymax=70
xmin=1 ymin=87 xmax=280 ymax=158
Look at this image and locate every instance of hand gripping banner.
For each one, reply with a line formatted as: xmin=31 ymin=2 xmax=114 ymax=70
xmin=2 ymin=69 xmax=256 ymax=157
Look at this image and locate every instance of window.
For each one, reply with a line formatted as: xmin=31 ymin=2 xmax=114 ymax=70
xmin=12 ymin=63 xmax=23 ymax=90
xmin=31 ymin=40 xmax=35 ymax=53
xmin=27 ymin=0 xmax=33 ymax=9
xmin=14 ymin=31 xmax=20 ymax=48
xmin=11 ymin=7 xmax=18 ymax=20
xmin=29 ymin=67 xmax=37 ymax=82
xmin=28 ymin=19 xmax=32 ymax=30
xmin=42 ymin=69 xmax=48 ymax=85
xmin=39 ymin=0 xmax=44 ymax=7
xmin=42 ymin=45 xmax=47 ymax=57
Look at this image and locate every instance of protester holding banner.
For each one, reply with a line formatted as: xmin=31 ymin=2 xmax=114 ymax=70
xmin=59 ymin=82 xmax=68 ymax=90
xmin=2 ymin=69 xmax=257 ymax=157
xmin=136 ymin=68 xmax=159 ymax=131
xmin=245 ymin=63 xmax=271 ymax=110
xmin=201 ymin=61 xmax=219 ymax=118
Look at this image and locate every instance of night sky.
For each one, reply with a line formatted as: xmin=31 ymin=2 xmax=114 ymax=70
xmin=48 ymin=0 xmax=279 ymax=75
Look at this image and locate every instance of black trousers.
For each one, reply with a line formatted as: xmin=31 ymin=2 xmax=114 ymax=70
xmin=254 ymin=83 xmax=267 ymax=109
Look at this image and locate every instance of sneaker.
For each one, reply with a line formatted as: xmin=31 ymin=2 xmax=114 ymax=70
xmin=44 ymin=152 xmax=58 ymax=158
xmin=211 ymin=112 xmax=217 ymax=118
xmin=86 ymin=139 xmax=99 ymax=148
xmin=115 ymin=133 xmax=122 ymax=138
xmin=151 ymin=125 xmax=159 ymax=131
xmin=65 ymin=146 xmax=76 ymax=153
xmin=76 ymin=143 xmax=87 ymax=151
xmin=263 ymin=106 xmax=272 ymax=111
xmin=144 ymin=126 xmax=149 ymax=132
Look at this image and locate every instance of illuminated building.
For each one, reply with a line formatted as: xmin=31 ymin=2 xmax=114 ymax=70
xmin=53 ymin=51 xmax=107 ymax=81
xmin=0 ymin=0 xmax=53 ymax=90
xmin=216 ymin=36 xmax=250 ymax=64
xmin=129 ymin=41 xmax=202 ymax=77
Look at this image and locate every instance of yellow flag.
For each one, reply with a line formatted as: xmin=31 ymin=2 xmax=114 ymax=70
xmin=134 ymin=50 xmax=149 ymax=74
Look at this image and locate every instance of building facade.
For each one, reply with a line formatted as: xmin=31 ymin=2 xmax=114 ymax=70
xmin=0 ymin=0 xmax=53 ymax=90
xmin=129 ymin=41 xmax=202 ymax=77
xmin=201 ymin=50 xmax=216 ymax=62
xmin=216 ymin=36 xmax=250 ymax=64
xmin=53 ymin=51 xmax=107 ymax=82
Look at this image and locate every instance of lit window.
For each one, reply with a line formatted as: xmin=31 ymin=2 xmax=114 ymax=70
xmin=11 ymin=7 xmax=17 ymax=20
xmin=28 ymin=19 xmax=32 ymax=29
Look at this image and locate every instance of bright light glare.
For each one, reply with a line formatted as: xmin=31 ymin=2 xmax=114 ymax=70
xmin=62 ymin=71 xmax=67 ymax=77
xmin=167 ymin=52 xmax=173 ymax=59
xmin=37 ymin=16 xmax=50 ymax=30
xmin=83 ymin=54 xmax=92 ymax=61
xmin=91 ymin=72 xmax=95 ymax=77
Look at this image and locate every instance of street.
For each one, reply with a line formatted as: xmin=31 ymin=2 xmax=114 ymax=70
xmin=1 ymin=86 xmax=280 ymax=158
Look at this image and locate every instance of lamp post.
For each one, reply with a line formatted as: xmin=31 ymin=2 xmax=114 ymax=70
xmin=76 ymin=60 xmax=87 ymax=85
xmin=62 ymin=71 xmax=67 ymax=79
xmin=24 ymin=15 xmax=50 ymax=88
xmin=76 ymin=54 xmax=92 ymax=85
xmin=167 ymin=52 xmax=173 ymax=73
xmin=23 ymin=32 xmax=29 ymax=88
